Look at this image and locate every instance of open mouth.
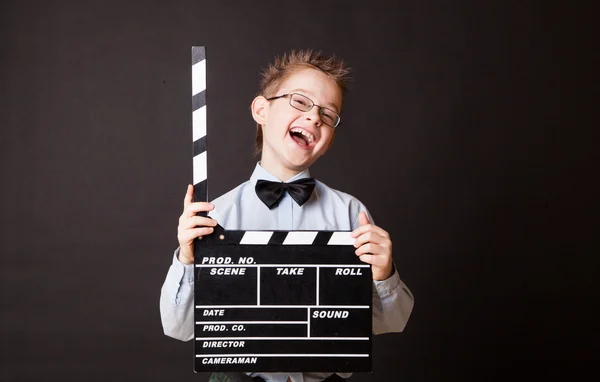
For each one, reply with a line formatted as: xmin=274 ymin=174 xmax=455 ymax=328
xmin=289 ymin=127 xmax=315 ymax=147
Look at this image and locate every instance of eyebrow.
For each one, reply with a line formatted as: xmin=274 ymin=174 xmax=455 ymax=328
xmin=286 ymin=89 xmax=340 ymax=113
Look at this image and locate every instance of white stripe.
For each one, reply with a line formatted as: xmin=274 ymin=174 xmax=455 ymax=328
xmin=327 ymin=232 xmax=355 ymax=245
xmin=192 ymin=59 xmax=206 ymax=96
xmin=282 ymin=231 xmax=318 ymax=245
xmin=192 ymin=105 xmax=207 ymax=141
xmin=196 ymin=353 xmax=368 ymax=357
xmin=196 ymin=337 xmax=369 ymax=340
xmin=240 ymin=231 xmax=273 ymax=245
xmin=193 ymin=151 xmax=207 ymax=185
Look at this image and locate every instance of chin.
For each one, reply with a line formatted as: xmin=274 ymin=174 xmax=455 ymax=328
xmin=284 ymin=157 xmax=312 ymax=171
xmin=287 ymin=162 xmax=310 ymax=171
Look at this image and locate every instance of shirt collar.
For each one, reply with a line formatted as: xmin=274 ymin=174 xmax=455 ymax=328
xmin=250 ymin=162 xmax=312 ymax=185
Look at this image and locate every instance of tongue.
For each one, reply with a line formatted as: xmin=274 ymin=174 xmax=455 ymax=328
xmin=291 ymin=133 xmax=308 ymax=146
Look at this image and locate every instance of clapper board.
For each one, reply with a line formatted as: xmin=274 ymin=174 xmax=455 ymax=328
xmin=191 ymin=46 xmax=373 ymax=373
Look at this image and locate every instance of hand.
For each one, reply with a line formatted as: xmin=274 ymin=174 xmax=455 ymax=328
xmin=176 ymin=184 xmax=218 ymax=265
xmin=351 ymin=211 xmax=394 ymax=281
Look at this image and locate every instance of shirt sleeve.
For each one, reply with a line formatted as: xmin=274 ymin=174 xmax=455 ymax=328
xmin=371 ymin=265 xmax=414 ymax=334
xmin=349 ymin=202 xmax=415 ymax=334
xmin=159 ymin=247 xmax=195 ymax=341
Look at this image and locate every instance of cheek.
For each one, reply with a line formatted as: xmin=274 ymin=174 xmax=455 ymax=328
xmin=269 ymin=110 xmax=296 ymax=131
xmin=321 ymin=130 xmax=335 ymax=148
xmin=264 ymin=113 xmax=286 ymax=135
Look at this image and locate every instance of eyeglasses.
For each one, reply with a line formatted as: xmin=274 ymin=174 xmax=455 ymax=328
xmin=266 ymin=93 xmax=341 ymax=128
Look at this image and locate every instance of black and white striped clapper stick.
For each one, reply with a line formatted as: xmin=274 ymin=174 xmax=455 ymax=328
xmin=191 ymin=46 xmax=208 ymax=208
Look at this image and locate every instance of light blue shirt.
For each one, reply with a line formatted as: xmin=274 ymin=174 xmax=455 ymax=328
xmin=160 ymin=163 xmax=414 ymax=382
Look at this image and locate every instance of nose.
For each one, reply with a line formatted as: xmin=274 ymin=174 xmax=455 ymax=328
xmin=305 ymin=106 xmax=322 ymax=126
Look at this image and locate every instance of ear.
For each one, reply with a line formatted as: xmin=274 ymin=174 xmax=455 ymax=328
xmin=251 ymin=96 xmax=269 ymax=125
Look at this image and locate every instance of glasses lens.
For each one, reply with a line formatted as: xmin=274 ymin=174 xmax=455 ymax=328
xmin=289 ymin=93 xmax=313 ymax=111
xmin=320 ymin=109 xmax=340 ymax=127
xmin=289 ymin=93 xmax=340 ymax=127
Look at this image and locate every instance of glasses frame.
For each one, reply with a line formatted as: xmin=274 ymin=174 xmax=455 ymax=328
xmin=266 ymin=93 xmax=341 ymax=128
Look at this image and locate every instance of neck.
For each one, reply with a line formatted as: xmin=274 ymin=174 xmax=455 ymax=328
xmin=259 ymin=156 xmax=306 ymax=182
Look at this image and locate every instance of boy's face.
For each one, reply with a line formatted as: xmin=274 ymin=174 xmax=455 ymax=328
xmin=252 ymin=68 xmax=343 ymax=178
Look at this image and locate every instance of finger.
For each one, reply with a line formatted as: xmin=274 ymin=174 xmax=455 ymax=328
xmin=351 ymin=212 xmax=370 ymax=238
xmin=355 ymin=243 xmax=379 ymax=257
xmin=358 ymin=211 xmax=370 ymax=226
xmin=181 ymin=215 xmax=218 ymax=230
xmin=353 ymin=231 xmax=386 ymax=248
xmin=357 ymin=253 xmax=389 ymax=268
xmin=185 ymin=201 xmax=215 ymax=217
xmin=356 ymin=253 xmax=374 ymax=265
xmin=183 ymin=184 xmax=193 ymax=209
xmin=355 ymin=243 xmax=392 ymax=262
xmin=179 ymin=227 xmax=214 ymax=242
xmin=352 ymin=223 xmax=389 ymax=239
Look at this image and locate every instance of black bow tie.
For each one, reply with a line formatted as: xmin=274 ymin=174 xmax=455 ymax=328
xmin=255 ymin=178 xmax=316 ymax=209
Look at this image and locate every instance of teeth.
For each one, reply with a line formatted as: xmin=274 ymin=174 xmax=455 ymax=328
xmin=290 ymin=128 xmax=315 ymax=144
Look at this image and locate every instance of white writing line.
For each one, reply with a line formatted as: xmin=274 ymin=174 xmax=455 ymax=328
xmin=257 ymin=266 xmax=260 ymax=306
xmin=196 ymin=321 xmax=307 ymax=325
xmin=307 ymin=309 xmax=310 ymax=338
xmin=195 ymin=264 xmax=369 ymax=268
xmin=196 ymin=305 xmax=369 ymax=309
xmin=316 ymin=267 xmax=320 ymax=305
xmin=196 ymin=354 xmax=369 ymax=358
xmin=196 ymin=337 xmax=370 ymax=341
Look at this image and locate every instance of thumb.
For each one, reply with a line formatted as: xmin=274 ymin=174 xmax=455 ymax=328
xmin=184 ymin=184 xmax=194 ymax=208
xmin=358 ymin=211 xmax=370 ymax=226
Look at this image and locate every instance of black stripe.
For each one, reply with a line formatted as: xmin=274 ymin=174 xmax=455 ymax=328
xmin=191 ymin=46 xmax=205 ymax=65
xmin=313 ymin=231 xmax=334 ymax=245
xmin=224 ymin=230 xmax=246 ymax=244
xmin=201 ymin=228 xmax=246 ymax=245
xmin=193 ymin=136 xmax=206 ymax=157
xmin=194 ymin=179 xmax=207 ymax=203
xmin=192 ymin=89 xmax=206 ymax=112
xmin=268 ymin=231 xmax=288 ymax=245
xmin=196 ymin=224 xmax=248 ymax=245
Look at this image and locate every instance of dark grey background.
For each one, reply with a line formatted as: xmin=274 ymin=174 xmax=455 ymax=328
xmin=1 ymin=1 xmax=595 ymax=381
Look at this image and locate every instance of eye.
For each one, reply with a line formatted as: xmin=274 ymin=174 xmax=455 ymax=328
xmin=321 ymin=110 xmax=337 ymax=124
xmin=292 ymin=98 xmax=309 ymax=107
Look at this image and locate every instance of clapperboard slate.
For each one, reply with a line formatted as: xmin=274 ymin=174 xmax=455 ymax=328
xmin=193 ymin=225 xmax=373 ymax=372
xmin=190 ymin=46 xmax=372 ymax=372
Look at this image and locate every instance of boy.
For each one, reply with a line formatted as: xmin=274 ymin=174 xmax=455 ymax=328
xmin=160 ymin=50 xmax=414 ymax=382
